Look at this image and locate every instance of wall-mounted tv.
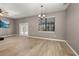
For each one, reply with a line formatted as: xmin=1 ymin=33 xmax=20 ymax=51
xmin=0 ymin=18 xmax=10 ymax=28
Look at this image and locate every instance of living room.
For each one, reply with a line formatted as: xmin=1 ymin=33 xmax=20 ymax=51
xmin=0 ymin=3 xmax=79 ymax=56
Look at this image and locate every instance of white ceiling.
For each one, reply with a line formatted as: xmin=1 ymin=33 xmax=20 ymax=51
xmin=0 ymin=3 xmax=69 ymax=19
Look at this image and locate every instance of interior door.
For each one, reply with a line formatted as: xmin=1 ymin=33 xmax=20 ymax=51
xmin=19 ymin=23 xmax=28 ymax=36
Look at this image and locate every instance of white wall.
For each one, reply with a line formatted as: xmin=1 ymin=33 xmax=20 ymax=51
xmin=66 ymin=3 xmax=79 ymax=54
xmin=16 ymin=10 xmax=66 ymax=39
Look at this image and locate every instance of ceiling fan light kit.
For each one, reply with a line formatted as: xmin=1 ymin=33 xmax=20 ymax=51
xmin=0 ymin=9 xmax=8 ymax=17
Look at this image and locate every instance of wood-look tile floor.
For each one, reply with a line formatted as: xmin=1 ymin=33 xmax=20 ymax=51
xmin=0 ymin=36 xmax=75 ymax=56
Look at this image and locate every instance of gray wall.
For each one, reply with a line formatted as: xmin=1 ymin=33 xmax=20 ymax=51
xmin=66 ymin=3 xmax=79 ymax=54
xmin=0 ymin=18 xmax=16 ymax=36
xmin=16 ymin=10 xmax=66 ymax=39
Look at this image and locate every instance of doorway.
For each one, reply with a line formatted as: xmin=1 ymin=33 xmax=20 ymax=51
xmin=19 ymin=23 xmax=28 ymax=36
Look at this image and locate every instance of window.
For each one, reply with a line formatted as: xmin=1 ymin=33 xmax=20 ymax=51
xmin=38 ymin=16 xmax=55 ymax=31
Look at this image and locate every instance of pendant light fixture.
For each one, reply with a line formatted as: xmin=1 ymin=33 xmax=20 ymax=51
xmin=38 ymin=5 xmax=47 ymax=19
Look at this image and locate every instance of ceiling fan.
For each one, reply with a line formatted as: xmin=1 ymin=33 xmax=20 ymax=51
xmin=0 ymin=9 xmax=8 ymax=17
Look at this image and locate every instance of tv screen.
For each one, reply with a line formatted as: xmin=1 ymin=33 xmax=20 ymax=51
xmin=0 ymin=18 xmax=10 ymax=28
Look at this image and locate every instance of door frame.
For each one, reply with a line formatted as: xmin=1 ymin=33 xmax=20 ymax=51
xmin=19 ymin=23 xmax=28 ymax=36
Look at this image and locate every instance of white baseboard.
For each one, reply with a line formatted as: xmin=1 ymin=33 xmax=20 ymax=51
xmin=28 ymin=36 xmax=78 ymax=56
xmin=28 ymin=36 xmax=65 ymax=42
xmin=64 ymin=40 xmax=78 ymax=56
xmin=0 ymin=34 xmax=16 ymax=37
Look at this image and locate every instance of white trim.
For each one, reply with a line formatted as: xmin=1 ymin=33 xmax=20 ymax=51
xmin=0 ymin=34 xmax=16 ymax=37
xmin=64 ymin=40 xmax=78 ymax=56
xmin=28 ymin=36 xmax=65 ymax=42
xmin=38 ymin=31 xmax=55 ymax=33
xmin=28 ymin=36 xmax=78 ymax=56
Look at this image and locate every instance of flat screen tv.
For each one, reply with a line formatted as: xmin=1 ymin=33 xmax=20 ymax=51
xmin=0 ymin=18 xmax=10 ymax=28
